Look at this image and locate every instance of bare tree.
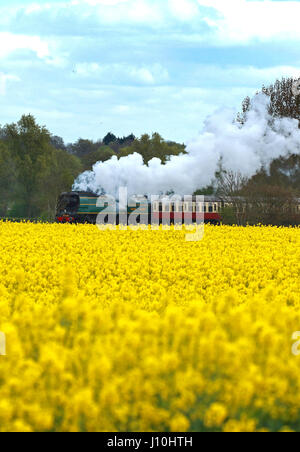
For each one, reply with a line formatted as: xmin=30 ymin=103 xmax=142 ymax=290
xmin=238 ymin=77 xmax=300 ymax=127
xmin=243 ymin=183 xmax=300 ymax=226
xmin=216 ymin=170 xmax=249 ymax=225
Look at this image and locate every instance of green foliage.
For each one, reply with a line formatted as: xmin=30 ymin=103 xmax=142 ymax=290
xmin=0 ymin=141 xmax=17 ymax=216
xmin=118 ymin=133 xmax=186 ymax=164
xmin=0 ymin=115 xmax=82 ymax=220
xmin=3 ymin=115 xmax=53 ymax=217
xmin=68 ymin=138 xmax=96 ymax=158
xmin=194 ymin=186 xmax=215 ymax=196
xmin=103 ymin=132 xmax=117 ymax=146
xmin=0 ymin=116 xmax=187 ymax=221
xmin=103 ymin=132 xmax=135 ymax=149
xmin=220 ymin=206 xmax=237 ymax=225
xmin=81 ymin=146 xmax=116 ymax=171
xmin=39 ymin=148 xmax=82 ymax=220
xmin=66 ymin=132 xmax=185 ymax=169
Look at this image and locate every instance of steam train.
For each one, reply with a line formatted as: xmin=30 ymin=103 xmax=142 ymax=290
xmin=56 ymin=192 xmax=222 ymax=225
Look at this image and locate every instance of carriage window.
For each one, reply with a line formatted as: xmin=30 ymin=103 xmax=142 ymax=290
xmin=163 ymin=203 xmax=170 ymax=212
xmin=153 ymin=202 xmax=159 ymax=212
xmin=175 ymin=203 xmax=181 ymax=212
xmin=214 ymin=204 xmax=217 ymax=212
xmin=209 ymin=203 xmax=213 ymax=213
xmin=184 ymin=203 xmax=193 ymax=213
xmin=203 ymin=204 xmax=207 ymax=213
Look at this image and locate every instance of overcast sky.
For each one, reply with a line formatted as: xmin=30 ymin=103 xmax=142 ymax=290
xmin=0 ymin=0 xmax=300 ymax=144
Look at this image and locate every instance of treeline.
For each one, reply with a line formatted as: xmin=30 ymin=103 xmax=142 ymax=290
xmin=217 ymin=166 xmax=300 ymax=226
xmin=62 ymin=131 xmax=186 ymax=170
xmin=0 ymin=117 xmax=186 ymax=220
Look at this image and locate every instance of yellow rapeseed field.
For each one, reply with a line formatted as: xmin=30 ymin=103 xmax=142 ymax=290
xmin=1 ymin=221 xmax=300 ymax=432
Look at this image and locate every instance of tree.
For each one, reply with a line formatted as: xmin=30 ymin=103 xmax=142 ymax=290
xmin=238 ymin=77 xmax=300 ymax=126
xmin=99 ymin=133 xmax=135 ymax=154
xmin=0 ymin=141 xmax=17 ymax=217
xmin=243 ymin=182 xmax=299 ymax=226
xmin=268 ymin=154 xmax=300 ymax=191
xmin=50 ymin=135 xmax=66 ymax=151
xmin=4 ymin=115 xmax=53 ymax=217
xmin=236 ymin=96 xmax=251 ymax=125
xmin=68 ymin=138 xmax=97 ymax=159
xmin=118 ymin=133 xmax=186 ymax=164
xmin=103 ymin=132 xmax=117 ymax=146
xmin=40 ymin=148 xmax=82 ymax=220
xmin=216 ymin=166 xmax=300 ymax=225
xmin=194 ymin=185 xmax=215 ymax=196
xmin=2 ymin=114 xmax=83 ymax=219
xmin=216 ymin=170 xmax=249 ymax=225
xmin=118 ymin=134 xmax=135 ymax=145
xmin=234 ymin=76 xmax=300 ymax=225
xmin=81 ymin=146 xmax=116 ymax=171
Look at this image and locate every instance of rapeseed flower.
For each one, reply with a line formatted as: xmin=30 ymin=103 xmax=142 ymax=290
xmin=0 ymin=222 xmax=299 ymax=432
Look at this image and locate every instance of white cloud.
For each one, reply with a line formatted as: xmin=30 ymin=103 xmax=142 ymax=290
xmin=0 ymin=32 xmax=49 ymax=58
xmin=74 ymin=0 xmax=164 ymax=24
xmin=197 ymin=0 xmax=300 ymax=44
xmin=74 ymin=62 xmax=169 ymax=85
xmin=129 ymin=67 xmax=155 ymax=84
xmin=192 ymin=64 xmax=300 ymax=87
xmin=129 ymin=65 xmax=169 ymax=84
xmin=168 ymin=0 xmax=200 ymax=21
xmin=3 ymin=1 xmax=300 ymax=45
xmin=75 ymin=62 xmax=103 ymax=76
xmin=113 ymin=105 xmax=130 ymax=113
xmin=0 ymin=0 xmax=300 ymax=144
xmin=67 ymin=0 xmax=300 ymax=44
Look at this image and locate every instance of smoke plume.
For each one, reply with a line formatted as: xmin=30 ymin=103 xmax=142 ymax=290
xmin=73 ymin=94 xmax=300 ymax=196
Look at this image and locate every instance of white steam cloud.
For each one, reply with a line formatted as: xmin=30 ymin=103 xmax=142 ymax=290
xmin=73 ymin=94 xmax=300 ymax=196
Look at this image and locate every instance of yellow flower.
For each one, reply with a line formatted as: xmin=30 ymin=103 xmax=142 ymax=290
xmin=204 ymin=404 xmax=228 ymax=429
xmin=170 ymin=414 xmax=190 ymax=432
xmin=223 ymin=417 xmax=257 ymax=433
xmin=0 ymin=222 xmax=299 ymax=431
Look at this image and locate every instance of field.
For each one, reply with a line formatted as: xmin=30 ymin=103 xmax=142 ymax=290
xmin=1 ymin=222 xmax=300 ymax=432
